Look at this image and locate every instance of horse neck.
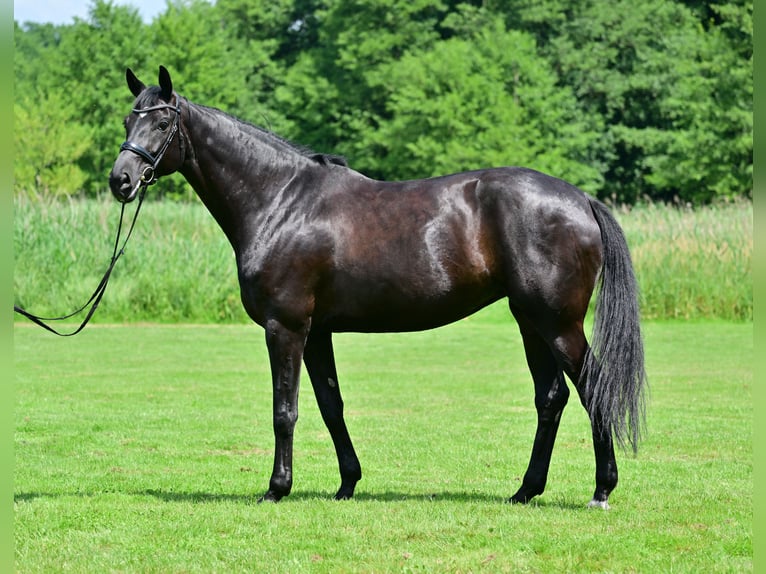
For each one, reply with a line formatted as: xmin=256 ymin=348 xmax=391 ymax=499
xmin=177 ymin=100 xmax=311 ymax=247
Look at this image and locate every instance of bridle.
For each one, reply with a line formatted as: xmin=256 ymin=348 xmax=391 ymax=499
xmin=119 ymin=99 xmax=183 ymax=191
xmin=13 ymin=99 xmax=183 ymax=336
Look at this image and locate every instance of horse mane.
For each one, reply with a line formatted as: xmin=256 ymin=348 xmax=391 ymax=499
xmin=243 ymin=122 xmax=348 ymax=168
xmin=135 ymin=86 xmax=348 ymax=168
xmin=135 ymin=87 xmax=348 ymax=169
xmin=307 ymin=153 xmax=348 ymax=167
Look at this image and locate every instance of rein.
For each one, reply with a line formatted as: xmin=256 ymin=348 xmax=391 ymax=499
xmin=14 ymin=188 xmax=148 ymax=336
xmin=13 ymin=100 xmax=181 ymax=336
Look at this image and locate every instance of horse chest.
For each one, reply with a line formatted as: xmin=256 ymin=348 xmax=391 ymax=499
xmin=235 ymin=236 xmax=328 ymax=328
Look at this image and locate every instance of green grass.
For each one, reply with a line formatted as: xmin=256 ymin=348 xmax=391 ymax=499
xmin=13 ymin=197 xmax=752 ymax=323
xmin=14 ymin=311 xmax=752 ymax=572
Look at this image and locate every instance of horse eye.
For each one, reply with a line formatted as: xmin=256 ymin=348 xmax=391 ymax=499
xmin=158 ymin=120 xmax=170 ymax=131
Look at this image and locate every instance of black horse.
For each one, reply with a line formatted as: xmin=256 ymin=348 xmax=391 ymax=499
xmin=110 ymin=66 xmax=646 ymax=508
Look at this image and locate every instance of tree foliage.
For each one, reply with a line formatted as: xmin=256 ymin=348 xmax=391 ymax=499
xmin=14 ymin=92 xmax=93 ymax=197
xmin=14 ymin=0 xmax=752 ymax=204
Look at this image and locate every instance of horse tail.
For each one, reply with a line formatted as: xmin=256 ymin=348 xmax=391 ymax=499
xmin=581 ymin=198 xmax=647 ymax=453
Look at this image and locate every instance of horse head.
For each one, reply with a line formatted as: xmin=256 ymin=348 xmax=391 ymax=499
xmin=109 ymin=66 xmax=184 ymax=203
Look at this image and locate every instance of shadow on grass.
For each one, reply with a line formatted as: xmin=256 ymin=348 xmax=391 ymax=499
xmin=14 ymin=489 xmax=587 ymax=509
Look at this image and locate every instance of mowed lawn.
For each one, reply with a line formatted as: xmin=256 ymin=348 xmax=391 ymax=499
xmin=14 ymin=306 xmax=752 ymax=572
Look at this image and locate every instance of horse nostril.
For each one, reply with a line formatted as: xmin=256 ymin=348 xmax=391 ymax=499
xmin=110 ymin=171 xmax=128 ymax=187
xmin=109 ymin=170 xmax=133 ymax=200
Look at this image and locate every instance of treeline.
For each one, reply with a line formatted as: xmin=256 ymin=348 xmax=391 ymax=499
xmin=14 ymin=0 xmax=752 ymax=204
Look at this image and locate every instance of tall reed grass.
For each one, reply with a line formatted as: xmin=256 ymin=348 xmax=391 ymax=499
xmin=13 ymin=196 xmax=247 ymax=324
xmin=13 ymin=196 xmax=752 ymax=324
xmin=615 ymin=200 xmax=752 ymax=320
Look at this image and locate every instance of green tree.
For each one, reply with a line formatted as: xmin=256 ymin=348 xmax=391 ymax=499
xmin=620 ymin=7 xmax=752 ymax=202
xmin=58 ymin=1 xmax=152 ymax=193
xmin=274 ymin=0 xmax=452 ymax=176
xmin=14 ymin=0 xmax=751 ymax=203
xmin=511 ymin=0 xmax=752 ymax=202
xmin=276 ymin=2 xmax=601 ymax=186
xmin=14 ymin=21 xmax=60 ymax=92
xmin=214 ymin=0 xmax=330 ymax=134
xmin=369 ymin=17 xmax=601 ymax=187
xmin=142 ymin=0 xmax=288 ymax=197
xmin=150 ymin=0 xmax=254 ymax=116
xmin=215 ymin=0 xmax=323 ymax=64
xmin=15 ymin=0 xmax=152 ymax=196
xmin=14 ymin=92 xmax=93 ymax=198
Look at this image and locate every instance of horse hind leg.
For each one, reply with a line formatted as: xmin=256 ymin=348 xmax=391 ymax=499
xmin=510 ymin=305 xmax=618 ymax=508
xmin=537 ymin=319 xmax=619 ymax=509
xmin=574 ymin=351 xmax=619 ymax=509
xmin=509 ymin=312 xmax=571 ymax=504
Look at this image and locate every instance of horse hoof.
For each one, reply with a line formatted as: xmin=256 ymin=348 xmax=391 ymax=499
xmin=258 ymin=491 xmax=283 ymax=504
xmin=587 ymin=499 xmax=610 ymax=510
xmin=509 ymin=487 xmax=539 ymax=504
xmin=334 ymin=486 xmax=356 ymax=501
xmin=509 ymin=494 xmax=536 ymax=505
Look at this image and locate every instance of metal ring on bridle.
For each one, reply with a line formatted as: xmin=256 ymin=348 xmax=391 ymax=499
xmin=140 ymin=165 xmax=155 ymax=184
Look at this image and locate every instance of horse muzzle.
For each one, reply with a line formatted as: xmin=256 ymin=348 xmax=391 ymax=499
xmin=109 ymin=164 xmax=154 ymax=203
xmin=109 ymin=168 xmax=139 ymax=203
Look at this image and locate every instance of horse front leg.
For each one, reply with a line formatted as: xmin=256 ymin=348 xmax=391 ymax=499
xmin=259 ymin=319 xmax=308 ymax=503
xmin=303 ymin=329 xmax=362 ymax=500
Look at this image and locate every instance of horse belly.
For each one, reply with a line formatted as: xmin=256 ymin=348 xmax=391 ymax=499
xmin=320 ymin=262 xmax=503 ymax=333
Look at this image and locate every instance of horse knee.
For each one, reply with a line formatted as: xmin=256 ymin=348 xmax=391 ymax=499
xmin=274 ymin=407 xmax=298 ymax=438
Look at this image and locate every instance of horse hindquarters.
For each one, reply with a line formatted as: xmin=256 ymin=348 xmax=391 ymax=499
xmin=486 ymin=171 xmax=628 ymax=506
xmin=495 ymin=179 xmax=645 ymax=507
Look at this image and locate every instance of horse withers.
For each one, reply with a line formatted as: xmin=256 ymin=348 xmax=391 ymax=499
xmin=110 ymin=66 xmax=646 ymax=508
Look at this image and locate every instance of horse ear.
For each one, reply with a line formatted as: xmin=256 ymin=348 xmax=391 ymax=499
xmin=126 ymin=68 xmax=146 ymax=97
xmin=158 ymin=65 xmax=173 ymax=101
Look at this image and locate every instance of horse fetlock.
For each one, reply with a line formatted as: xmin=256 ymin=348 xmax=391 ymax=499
xmin=587 ymin=498 xmax=610 ymax=510
xmin=266 ymin=476 xmax=292 ymax=500
xmin=596 ymin=465 xmax=618 ymax=494
xmin=590 ymin=467 xmax=617 ymax=505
